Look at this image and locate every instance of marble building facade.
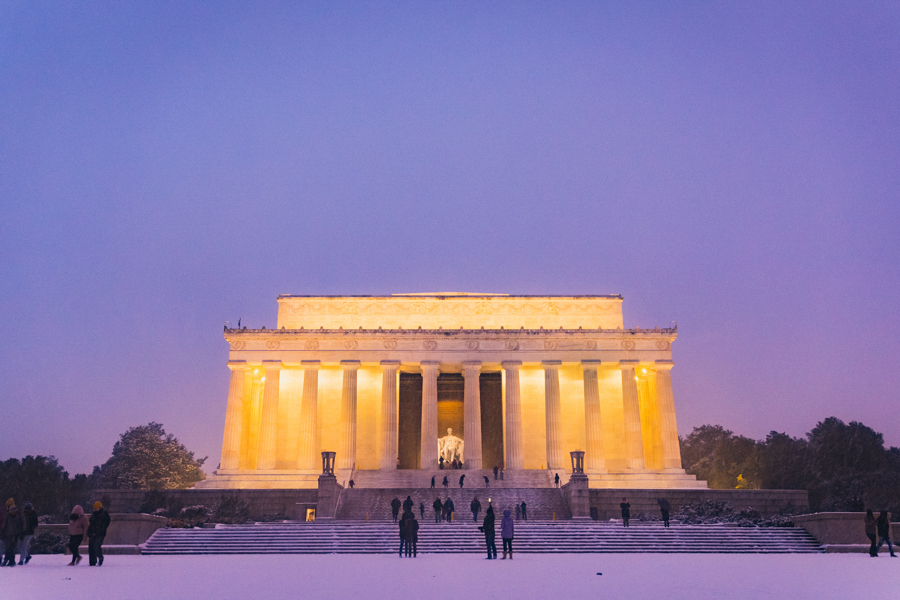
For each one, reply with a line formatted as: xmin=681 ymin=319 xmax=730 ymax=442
xmin=197 ymin=294 xmax=705 ymax=490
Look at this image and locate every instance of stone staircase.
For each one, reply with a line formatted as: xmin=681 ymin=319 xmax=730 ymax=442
xmin=334 ymin=487 xmax=570 ymax=521
xmin=142 ymin=521 xmax=824 ymax=554
xmin=342 ymin=469 xmax=555 ymax=489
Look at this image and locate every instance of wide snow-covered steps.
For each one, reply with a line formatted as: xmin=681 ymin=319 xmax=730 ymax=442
xmin=142 ymin=521 xmax=824 ymax=555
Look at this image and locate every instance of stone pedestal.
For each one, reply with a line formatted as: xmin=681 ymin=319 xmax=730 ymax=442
xmin=315 ymin=475 xmax=342 ymax=520
xmin=562 ymin=474 xmax=591 ymax=519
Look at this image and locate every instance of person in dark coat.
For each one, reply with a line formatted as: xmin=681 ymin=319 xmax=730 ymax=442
xmin=874 ymin=510 xmax=896 ymax=557
xmin=459 ymin=474 xmax=465 ymax=488
xmin=520 ymin=501 xmax=527 ymax=521
xmin=439 ymin=456 xmax=444 ymax=470
xmin=419 ymin=501 xmax=425 ymax=520
xmin=554 ymin=473 xmax=560 ymax=488
xmin=471 ymin=496 xmax=482 ymax=522
xmin=430 ymin=476 xmax=436 ymax=489
xmin=515 ymin=504 xmax=521 ymax=521
xmin=493 ymin=465 xmax=499 ymax=480
xmin=865 ymin=509 xmax=878 ymax=557
xmin=87 ymin=501 xmax=111 ymax=566
xmin=444 ymin=498 xmax=455 ymax=522
xmin=479 ymin=506 xmax=497 ymax=559
xmin=19 ymin=502 xmax=37 ymax=565
xmin=1 ymin=504 xmax=23 ymax=566
xmin=500 ymin=508 xmax=514 ymax=559
xmin=658 ymin=498 xmax=671 ymax=528
xmin=402 ymin=496 xmax=414 ymax=514
xmin=442 ymin=476 xmax=449 ymax=488
xmin=398 ymin=512 xmax=409 ymax=557
xmin=483 ymin=475 xmax=490 ymax=487
xmin=433 ymin=498 xmax=443 ymax=523
xmin=390 ymin=497 xmax=401 ymax=523
xmin=405 ymin=513 xmax=419 ymax=557
xmin=620 ymin=498 xmax=631 ymax=527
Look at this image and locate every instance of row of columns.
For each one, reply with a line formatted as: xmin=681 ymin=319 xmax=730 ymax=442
xmin=219 ymin=359 xmax=680 ymax=473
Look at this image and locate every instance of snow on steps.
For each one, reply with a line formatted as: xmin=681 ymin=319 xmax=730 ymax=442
xmin=142 ymin=521 xmax=824 ymax=555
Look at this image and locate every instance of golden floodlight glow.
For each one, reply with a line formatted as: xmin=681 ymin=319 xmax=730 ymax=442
xmin=642 ymin=368 xmax=648 ymax=374
xmin=261 ymin=377 xmax=266 ymax=382
xmin=254 ymin=369 xmax=259 ymax=375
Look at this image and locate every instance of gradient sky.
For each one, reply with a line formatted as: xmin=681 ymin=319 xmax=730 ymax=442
xmin=1 ymin=2 xmax=898 ymax=474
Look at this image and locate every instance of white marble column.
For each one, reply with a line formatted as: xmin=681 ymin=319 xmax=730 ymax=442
xmin=419 ymin=361 xmax=440 ymax=470
xmin=502 ymin=361 xmax=523 ymax=470
xmin=581 ymin=360 xmax=606 ymax=471
xmin=637 ymin=366 xmax=663 ymax=469
xmin=297 ymin=360 xmax=320 ymax=471
xmin=620 ymin=360 xmax=645 ymax=470
xmin=257 ymin=360 xmax=282 ymax=470
xmin=241 ymin=369 xmax=263 ymax=470
xmin=462 ymin=361 xmax=483 ymax=470
xmin=543 ymin=360 xmax=563 ymax=470
xmin=379 ymin=360 xmax=400 ymax=471
xmin=219 ymin=361 xmax=247 ymax=471
xmin=337 ymin=360 xmax=360 ymax=471
xmin=655 ymin=360 xmax=682 ymax=469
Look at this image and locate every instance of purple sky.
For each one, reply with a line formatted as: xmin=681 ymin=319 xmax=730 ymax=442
xmin=1 ymin=2 xmax=898 ymax=475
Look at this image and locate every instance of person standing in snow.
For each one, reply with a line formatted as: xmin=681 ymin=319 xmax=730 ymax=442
xmin=433 ymin=498 xmax=443 ymax=523
xmin=620 ymin=498 xmax=631 ymax=527
xmin=88 ymin=501 xmax=111 ymax=566
xmin=444 ymin=498 xmax=455 ymax=522
xmin=874 ymin=510 xmax=896 ymax=557
xmin=19 ymin=502 xmax=37 ymax=565
xmin=865 ymin=509 xmax=878 ymax=557
xmin=520 ymin=501 xmax=527 ymax=521
xmin=658 ymin=498 xmax=671 ymax=528
xmin=500 ymin=508 xmax=514 ymax=559
xmin=1 ymin=503 xmax=23 ymax=566
xmin=405 ymin=513 xmax=419 ymax=558
xmin=398 ymin=512 xmax=409 ymax=557
xmin=471 ymin=496 xmax=482 ymax=523
xmin=67 ymin=505 xmax=89 ymax=566
xmin=479 ymin=505 xmax=497 ymax=559
xmin=390 ymin=497 xmax=401 ymax=523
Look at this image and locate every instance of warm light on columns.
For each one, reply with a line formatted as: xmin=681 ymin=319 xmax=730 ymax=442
xmin=462 ymin=361 xmax=483 ymax=470
xmin=257 ymin=361 xmax=282 ymax=470
xmin=543 ymin=360 xmax=563 ymax=470
xmin=220 ymin=361 xmax=248 ymax=471
xmin=337 ymin=360 xmax=360 ymax=471
xmin=502 ymin=361 xmax=524 ymax=470
xmin=379 ymin=360 xmax=400 ymax=471
xmin=620 ymin=360 xmax=645 ymax=470
xmin=420 ymin=361 xmax=440 ymax=470
xmin=297 ymin=361 xmax=320 ymax=471
xmin=581 ymin=360 xmax=606 ymax=472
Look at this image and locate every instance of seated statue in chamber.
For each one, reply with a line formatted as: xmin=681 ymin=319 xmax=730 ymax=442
xmin=438 ymin=428 xmax=464 ymax=466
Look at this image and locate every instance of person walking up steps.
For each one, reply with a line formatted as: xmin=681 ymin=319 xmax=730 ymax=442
xmin=501 ymin=508 xmax=514 ymax=559
xmin=515 ymin=504 xmax=521 ymax=521
xmin=444 ymin=498 xmax=455 ymax=522
xmin=87 ymin=501 xmax=111 ymax=566
xmin=620 ymin=498 xmax=631 ymax=527
xmin=442 ymin=476 xmax=449 ymax=488
xmin=471 ymin=496 xmax=482 ymax=523
xmin=459 ymin=474 xmax=465 ymax=488
xmin=520 ymin=501 xmax=527 ymax=521
xmin=658 ymin=498 xmax=671 ymax=528
xmin=483 ymin=474 xmax=490 ymax=487
xmin=390 ymin=497 xmax=401 ymax=523
xmin=431 ymin=476 xmax=435 ymax=489
xmin=403 ymin=495 xmax=414 ymax=514
xmin=419 ymin=501 xmax=425 ymax=520
xmin=865 ymin=509 xmax=878 ymax=557
xmin=67 ymin=505 xmax=89 ymax=566
xmin=19 ymin=502 xmax=37 ymax=565
xmin=433 ymin=498 xmax=443 ymax=523
xmin=554 ymin=473 xmax=560 ymax=488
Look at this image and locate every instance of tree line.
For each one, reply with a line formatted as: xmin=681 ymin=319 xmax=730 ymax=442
xmin=680 ymin=417 xmax=900 ymax=514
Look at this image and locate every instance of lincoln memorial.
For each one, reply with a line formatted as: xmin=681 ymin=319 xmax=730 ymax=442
xmin=198 ymin=294 xmax=705 ymax=490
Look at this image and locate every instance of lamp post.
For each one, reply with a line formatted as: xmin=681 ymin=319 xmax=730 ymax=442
xmin=321 ymin=451 xmax=336 ymax=476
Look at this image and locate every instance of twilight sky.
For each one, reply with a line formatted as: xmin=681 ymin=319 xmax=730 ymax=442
xmin=1 ymin=2 xmax=898 ymax=475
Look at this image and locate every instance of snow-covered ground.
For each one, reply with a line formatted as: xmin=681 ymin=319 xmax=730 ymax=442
xmin=4 ymin=553 xmax=897 ymax=600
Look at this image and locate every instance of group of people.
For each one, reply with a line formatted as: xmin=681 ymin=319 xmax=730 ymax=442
xmin=397 ymin=505 xmax=420 ymax=558
xmin=477 ymin=502 xmax=516 ymax=559
xmin=0 ymin=499 xmax=110 ymax=567
xmin=438 ymin=456 xmax=463 ymax=470
xmin=619 ymin=497 xmax=671 ymax=527
xmin=864 ymin=509 xmax=895 ymax=557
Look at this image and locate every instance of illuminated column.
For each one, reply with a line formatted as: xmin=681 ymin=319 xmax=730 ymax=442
xmin=257 ymin=361 xmax=282 ymax=470
xmin=419 ymin=361 xmax=440 ymax=470
xmin=620 ymin=360 xmax=645 ymax=470
xmin=581 ymin=360 xmax=606 ymax=471
xmin=462 ymin=361 xmax=483 ymax=470
xmin=637 ymin=365 xmax=663 ymax=469
xmin=297 ymin=360 xmax=320 ymax=471
xmin=379 ymin=360 xmax=400 ymax=471
xmin=655 ymin=360 xmax=682 ymax=469
xmin=241 ymin=368 xmax=263 ymax=470
xmin=337 ymin=360 xmax=360 ymax=471
xmin=219 ymin=361 xmax=248 ymax=471
xmin=502 ymin=361 xmax=523 ymax=470
xmin=543 ymin=360 xmax=563 ymax=470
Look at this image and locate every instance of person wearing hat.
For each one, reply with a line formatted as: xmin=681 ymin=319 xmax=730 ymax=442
xmin=67 ymin=505 xmax=89 ymax=566
xmin=88 ymin=501 xmax=111 ymax=566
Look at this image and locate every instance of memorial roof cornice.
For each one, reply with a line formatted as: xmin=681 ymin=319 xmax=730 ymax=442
xmin=224 ymin=326 xmax=676 ymax=336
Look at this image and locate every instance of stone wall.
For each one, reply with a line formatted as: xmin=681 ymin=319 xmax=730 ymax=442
xmin=794 ymin=512 xmax=898 ymax=552
xmin=589 ymin=488 xmax=809 ymax=520
xmin=95 ymin=489 xmax=318 ymax=520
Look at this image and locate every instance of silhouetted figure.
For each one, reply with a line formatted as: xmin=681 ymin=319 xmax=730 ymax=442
xmin=483 ymin=475 xmax=490 ymax=487
xmin=439 ymin=456 xmax=444 ymax=470
xmin=459 ymin=474 xmax=465 ymax=488
xmin=620 ymin=498 xmax=631 ymax=527
xmin=1 ymin=503 xmax=23 ymax=566
xmin=19 ymin=502 xmax=37 ymax=565
xmin=405 ymin=514 xmax=419 ymax=557
xmin=444 ymin=498 xmax=455 ymax=522
xmin=403 ymin=496 xmax=414 ymax=514
xmin=658 ymin=498 xmax=671 ymax=528
xmin=419 ymin=502 xmax=425 ymax=520
xmin=87 ymin=501 xmax=111 ymax=566
xmin=430 ymin=476 xmax=435 ymax=489
xmin=493 ymin=465 xmax=499 ymax=480
xmin=471 ymin=496 xmax=482 ymax=523
xmin=875 ymin=510 xmax=896 ymax=557
xmin=67 ymin=505 xmax=89 ymax=566
xmin=500 ymin=467 xmax=504 ymax=481
xmin=433 ymin=498 xmax=443 ymax=523
xmin=865 ymin=509 xmax=878 ymax=557
xmin=348 ymin=479 xmax=355 ymax=489
xmin=501 ymin=508 xmax=514 ymax=559
xmin=520 ymin=501 xmax=527 ymax=521
xmin=480 ymin=506 xmax=497 ymax=559
xmin=398 ymin=512 xmax=409 ymax=557
xmin=390 ymin=497 xmax=401 ymax=523
xmin=515 ymin=504 xmax=521 ymax=521
xmin=554 ymin=473 xmax=560 ymax=488
xmin=442 ymin=476 xmax=449 ymax=488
